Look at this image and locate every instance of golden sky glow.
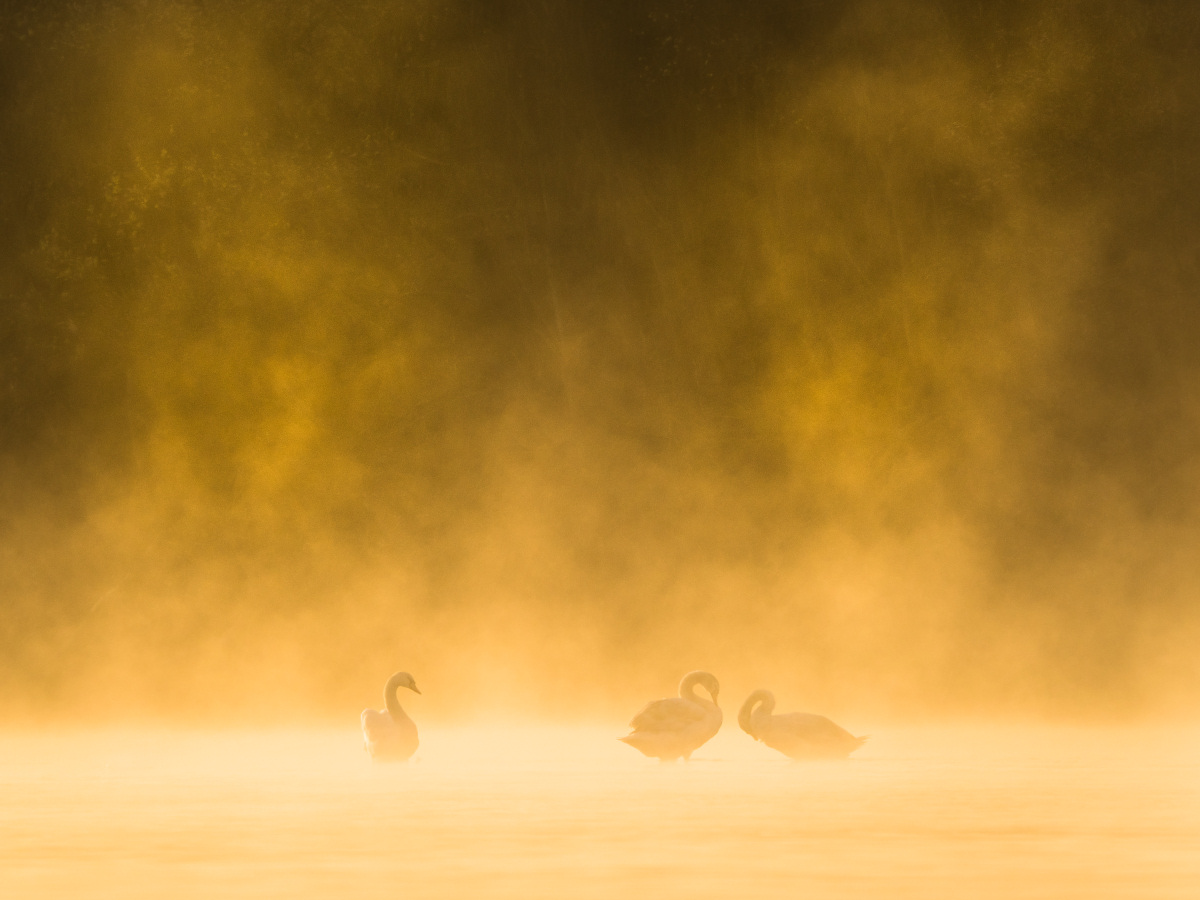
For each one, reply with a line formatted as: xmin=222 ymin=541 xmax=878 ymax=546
xmin=1 ymin=1 xmax=1199 ymax=724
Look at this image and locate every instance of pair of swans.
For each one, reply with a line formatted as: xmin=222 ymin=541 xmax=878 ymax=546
xmin=620 ymin=670 xmax=867 ymax=761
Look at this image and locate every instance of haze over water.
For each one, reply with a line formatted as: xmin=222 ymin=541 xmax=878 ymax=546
xmin=4 ymin=1 xmax=1200 ymax=896
xmin=3 ymin=724 xmax=1198 ymax=899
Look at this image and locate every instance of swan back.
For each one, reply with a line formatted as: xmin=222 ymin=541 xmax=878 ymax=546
xmin=629 ymin=696 xmax=708 ymax=733
xmin=757 ymin=711 xmax=866 ymax=759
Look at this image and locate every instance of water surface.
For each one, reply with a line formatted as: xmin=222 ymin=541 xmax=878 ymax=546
xmin=2 ymin=724 xmax=1197 ymax=898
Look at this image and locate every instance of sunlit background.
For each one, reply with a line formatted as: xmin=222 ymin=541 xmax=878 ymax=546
xmin=4 ymin=0 xmax=1199 ymax=725
xmin=2 ymin=3 xmax=1199 ymax=895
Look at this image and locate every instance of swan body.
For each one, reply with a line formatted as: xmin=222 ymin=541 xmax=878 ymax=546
xmin=738 ymin=689 xmax=866 ymax=759
xmin=620 ymin=671 xmax=722 ymax=761
xmin=361 ymin=671 xmax=421 ymax=761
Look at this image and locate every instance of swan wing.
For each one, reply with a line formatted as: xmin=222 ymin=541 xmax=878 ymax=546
xmin=361 ymin=708 xmax=394 ymax=750
xmin=776 ymin=712 xmax=859 ymax=742
xmin=362 ymin=707 xmax=419 ymax=760
xmin=629 ymin=697 xmax=705 ymax=733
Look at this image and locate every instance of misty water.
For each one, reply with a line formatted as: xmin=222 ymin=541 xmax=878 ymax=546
xmin=2 ymin=724 xmax=1197 ymax=899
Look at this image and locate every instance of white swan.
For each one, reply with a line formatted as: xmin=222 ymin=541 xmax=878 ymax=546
xmin=361 ymin=671 xmax=421 ymax=761
xmin=738 ymin=689 xmax=867 ymax=759
xmin=619 ymin=671 xmax=722 ymax=761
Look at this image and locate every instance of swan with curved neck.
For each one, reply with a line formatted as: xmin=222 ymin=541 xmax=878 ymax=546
xmin=620 ymin=671 xmax=722 ymax=761
xmin=361 ymin=671 xmax=421 ymax=761
xmin=739 ymin=689 xmax=866 ymax=759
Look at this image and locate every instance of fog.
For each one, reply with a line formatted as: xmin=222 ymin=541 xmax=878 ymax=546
xmin=3 ymin=0 xmax=1200 ymax=725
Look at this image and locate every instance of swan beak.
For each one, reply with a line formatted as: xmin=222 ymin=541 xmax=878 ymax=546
xmin=412 ymin=685 xmax=422 ymax=694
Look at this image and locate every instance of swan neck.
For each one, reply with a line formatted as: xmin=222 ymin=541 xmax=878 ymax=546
xmin=680 ymin=676 xmax=700 ymax=702
xmin=679 ymin=671 xmax=718 ymax=706
xmin=384 ymin=674 xmax=412 ymax=722
xmin=738 ymin=690 xmax=774 ymax=735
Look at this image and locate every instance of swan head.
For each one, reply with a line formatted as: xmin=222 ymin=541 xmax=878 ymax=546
xmin=387 ymin=671 xmax=421 ymax=694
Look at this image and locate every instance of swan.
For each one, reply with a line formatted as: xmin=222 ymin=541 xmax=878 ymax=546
xmin=619 ymin=671 xmax=722 ymax=761
xmin=738 ymin=689 xmax=867 ymax=759
xmin=361 ymin=671 xmax=421 ymax=761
